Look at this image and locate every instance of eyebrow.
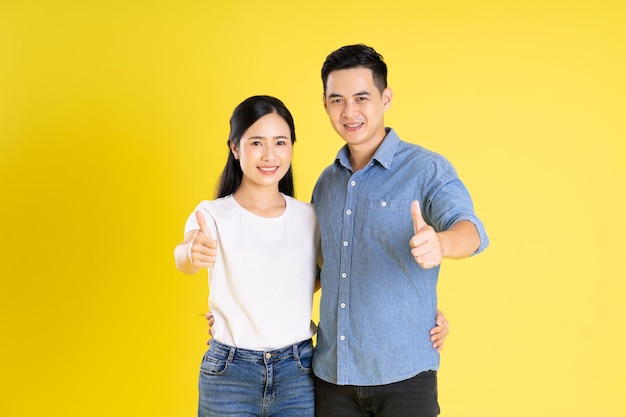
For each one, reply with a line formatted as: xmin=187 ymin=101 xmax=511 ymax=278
xmin=247 ymin=135 xmax=290 ymax=140
xmin=327 ymin=91 xmax=371 ymax=99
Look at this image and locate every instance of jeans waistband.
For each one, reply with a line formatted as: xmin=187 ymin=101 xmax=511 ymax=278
xmin=209 ymin=338 xmax=313 ymax=362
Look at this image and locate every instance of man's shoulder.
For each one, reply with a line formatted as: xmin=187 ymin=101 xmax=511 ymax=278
xmin=314 ymin=161 xmax=339 ymax=183
xmin=395 ymin=139 xmax=449 ymax=166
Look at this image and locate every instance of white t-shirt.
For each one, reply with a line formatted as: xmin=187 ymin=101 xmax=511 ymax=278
xmin=184 ymin=194 xmax=320 ymax=350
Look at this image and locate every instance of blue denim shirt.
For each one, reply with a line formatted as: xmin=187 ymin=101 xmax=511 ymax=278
xmin=311 ymin=128 xmax=489 ymax=386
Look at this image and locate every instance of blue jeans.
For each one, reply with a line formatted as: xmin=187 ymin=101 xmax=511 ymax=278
xmin=198 ymin=338 xmax=315 ymax=417
xmin=314 ymin=371 xmax=440 ymax=417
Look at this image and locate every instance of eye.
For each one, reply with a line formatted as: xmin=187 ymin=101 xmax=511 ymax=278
xmin=356 ymin=96 xmax=368 ymax=102
xmin=251 ymin=140 xmax=262 ymax=146
xmin=330 ymin=98 xmax=343 ymax=104
xmin=277 ymin=139 xmax=288 ymax=146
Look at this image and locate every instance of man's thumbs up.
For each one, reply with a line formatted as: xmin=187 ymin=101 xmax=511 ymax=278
xmin=409 ymin=200 xmax=442 ymax=269
xmin=412 ymin=200 xmax=427 ymax=235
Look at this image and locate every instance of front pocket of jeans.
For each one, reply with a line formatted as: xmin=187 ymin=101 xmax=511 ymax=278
xmin=199 ymin=350 xmax=230 ymax=376
xmin=296 ymin=345 xmax=314 ymax=372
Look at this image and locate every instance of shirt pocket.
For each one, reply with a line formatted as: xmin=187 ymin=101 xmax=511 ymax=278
xmin=360 ymin=199 xmax=413 ymax=246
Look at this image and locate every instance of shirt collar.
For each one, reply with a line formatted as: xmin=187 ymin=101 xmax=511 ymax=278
xmin=333 ymin=128 xmax=399 ymax=172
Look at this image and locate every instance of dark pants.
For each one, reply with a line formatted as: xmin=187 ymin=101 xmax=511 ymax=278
xmin=314 ymin=371 xmax=440 ymax=417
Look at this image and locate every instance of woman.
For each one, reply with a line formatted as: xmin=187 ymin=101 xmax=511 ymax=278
xmin=174 ymin=95 xmax=449 ymax=417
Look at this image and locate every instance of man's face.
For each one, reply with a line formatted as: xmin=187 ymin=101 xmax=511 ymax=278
xmin=323 ymin=67 xmax=392 ymax=149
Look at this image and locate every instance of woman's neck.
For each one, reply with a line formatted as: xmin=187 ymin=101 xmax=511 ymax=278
xmin=232 ymin=185 xmax=286 ymax=218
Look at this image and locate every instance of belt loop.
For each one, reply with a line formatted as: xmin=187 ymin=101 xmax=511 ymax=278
xmin=227 ymin=346 xmax=236 ymax=362
xmin=292 ymin=342 xmax=300 ymax=361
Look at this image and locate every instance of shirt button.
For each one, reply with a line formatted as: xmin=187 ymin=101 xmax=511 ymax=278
xmin=341 ymin=272 xmax=347 ymax=278
xmin=381 ymin=201 xmax=387 ymax=207
xmin=340 ymin=303 xmax=346 ymax=308
xmin=346 ymin=209 xmax=352 ymax=215
xmin=343 ymin=241 xmax=348 ymax=246
xmin=350 ymin=181 xmax=356 ymax=186
xmin=340 ymin=335 xmax=346 ymax=341
xmin=265 ymin=353 xmax=271 ymax=359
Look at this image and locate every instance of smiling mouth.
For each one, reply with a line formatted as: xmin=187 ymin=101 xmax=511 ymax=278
xmin=344 ymin=122 xmax=364 ymax=131
xmin=258 ymin=166 xmax=279 ymax=174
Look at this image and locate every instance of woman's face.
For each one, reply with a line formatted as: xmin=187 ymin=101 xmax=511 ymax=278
xmin=231 ymin=112 xmax=293 ymax=190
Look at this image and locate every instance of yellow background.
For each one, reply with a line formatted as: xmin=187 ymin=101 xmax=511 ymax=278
xmin=1 ymin=1 xmax=624 ymax=416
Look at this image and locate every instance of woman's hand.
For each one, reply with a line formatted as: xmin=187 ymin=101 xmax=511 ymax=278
xmin=430 ymin=309 xmax=450 ymax=352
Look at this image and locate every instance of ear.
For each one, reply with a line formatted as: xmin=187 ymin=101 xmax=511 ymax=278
xmin=322 ymin=92 xmax=329 ymax=113
xmin=229 ymin=141 xmax=239 ymax=159
xmin=382 ymin=87 xmax=393 ymax=111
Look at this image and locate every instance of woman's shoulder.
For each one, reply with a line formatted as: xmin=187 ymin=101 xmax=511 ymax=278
xmin=194 ymin=195 xmax=237 ymax=213
xmin=284 ymin=195 xmax=313 ymax=208
xmin=284 ymin=195 xmax=316 ymax=217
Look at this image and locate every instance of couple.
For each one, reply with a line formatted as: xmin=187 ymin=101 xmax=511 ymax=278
xmin=174 ymin=44 xmax=489 ymax=417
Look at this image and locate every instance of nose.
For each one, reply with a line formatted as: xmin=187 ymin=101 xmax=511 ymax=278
xmin=341 ymin=99 xmax=358 ymax=118
xmin=262 ymin=143 xmax=276 ymax=161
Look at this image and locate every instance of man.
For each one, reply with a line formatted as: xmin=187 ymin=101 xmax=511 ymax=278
xmin=312 ymin=44 xmax=489 ymax=416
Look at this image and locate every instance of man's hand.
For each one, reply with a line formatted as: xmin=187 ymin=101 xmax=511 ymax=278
xmin=410 ymin=201 xmax=443 ymax=269
xmin=205 ymin=311 xmax=215 ymax=345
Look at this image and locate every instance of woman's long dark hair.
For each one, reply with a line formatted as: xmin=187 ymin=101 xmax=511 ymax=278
xmin=216 ymin=95 xmax=296 ymax=198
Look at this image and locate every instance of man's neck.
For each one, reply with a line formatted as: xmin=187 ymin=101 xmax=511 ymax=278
xmin=348 ymin=130 xmax=387 ymax=171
